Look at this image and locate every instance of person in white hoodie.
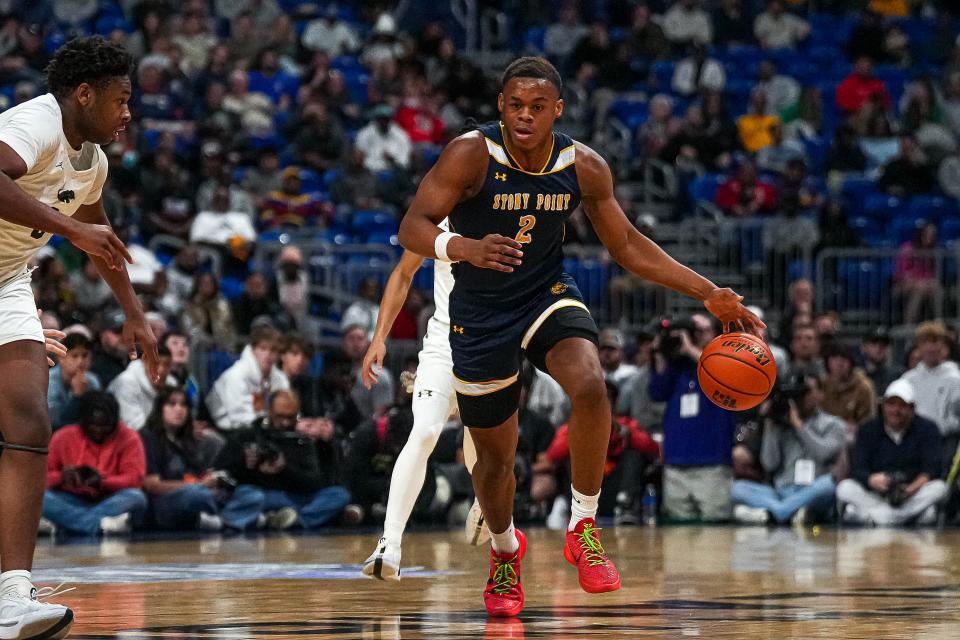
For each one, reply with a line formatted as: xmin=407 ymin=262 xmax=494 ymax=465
xmin=206 ymin=326 xmax=290 ymax=430
xmin=107 ymin=345 xmax=175 ymax=430
xmin=902 ymin=321 xmax=960 ymax=472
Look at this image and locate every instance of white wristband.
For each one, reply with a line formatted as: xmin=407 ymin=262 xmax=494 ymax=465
xmin=434 ymin=231 xmax=461 ymax=262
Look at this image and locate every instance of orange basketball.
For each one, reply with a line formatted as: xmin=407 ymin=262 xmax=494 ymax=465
xmin=697 ymin=332 xmax=777 ymax=411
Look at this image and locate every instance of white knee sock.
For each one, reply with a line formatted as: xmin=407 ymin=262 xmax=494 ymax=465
xmin=490 ymin=519 xmax=519 ymax=554
xmin=568 ymin=486 xmax=600 ymax=531
xmin=0 ymin=570 xmax=32 ymax=597
xmin=382 ymin=398 xmax=452 ymax=544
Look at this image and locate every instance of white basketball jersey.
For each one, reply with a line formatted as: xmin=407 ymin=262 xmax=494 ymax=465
xmin=421 ymin=219 xmax=454 ymax=357
xmin=0 ymin=94 xmax=108 ymax=283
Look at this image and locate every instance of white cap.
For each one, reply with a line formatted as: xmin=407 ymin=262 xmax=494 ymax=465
xmin=884 ymin=379 xmax=915 ymax=404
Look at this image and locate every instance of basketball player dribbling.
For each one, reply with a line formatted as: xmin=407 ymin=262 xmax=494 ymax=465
xmin=0 ymin=37 xmax=159 ymax=638
xmin=398 ymin=57 xmax=763 ymax=617
xmin=359 ymin=236 xmax=490 ymax=581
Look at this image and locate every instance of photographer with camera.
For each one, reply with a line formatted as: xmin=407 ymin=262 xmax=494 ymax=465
xmin=214 ymin=390 xmax=353 ymax=530
xmin=650 ymin=313 xmax=736 ymax=522
xmin=731 ymin=374 xmax=845 ymax=525
xmin=41 ymin=392 xmax=148 ymax=535
xmin=837 ymin=379 xmax=947 ymax=526
xmin=141 ymin=387 xmax=264 ymax=532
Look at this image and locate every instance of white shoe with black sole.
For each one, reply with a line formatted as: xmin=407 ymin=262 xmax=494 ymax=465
xmin=361 ymin=537 xmax=401 ymax=581
xmin=0 ymin=586 xmax=74 ymax=640
xmin=464 ymin=498 xmax=490 ymax=546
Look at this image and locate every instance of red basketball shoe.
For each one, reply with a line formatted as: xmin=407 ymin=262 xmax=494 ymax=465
xmin=563 ymin=518 xmax=621 ymax=593
xmin=483 ymin=529 xmax=527 ymax=617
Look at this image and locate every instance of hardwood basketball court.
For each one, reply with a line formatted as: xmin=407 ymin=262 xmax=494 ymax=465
xmin=32 ymin=526 xmax=960 ymax=638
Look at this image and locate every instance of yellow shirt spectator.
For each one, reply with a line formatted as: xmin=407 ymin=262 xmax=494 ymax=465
xmin=869 ymin=0 xmax=909 ymax=17
xmin=737 ymin=114 xmax=781 ymax=153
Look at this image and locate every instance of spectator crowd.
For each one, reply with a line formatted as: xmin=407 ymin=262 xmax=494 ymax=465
xmin=3 ymin=0 xmax=960 ymax=535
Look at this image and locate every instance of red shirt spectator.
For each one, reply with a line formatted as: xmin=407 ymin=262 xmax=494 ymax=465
xmin=836 ymin=56 xmax=891 ymax=113
xmin=715 ymin=161 xmax=778 ymax=217
xmin=46 ymin=423 xmax=146 ymax=500
xmin=548 ymin=416 xmax=660 ymax=477
xmin=395 ymin=99 xmax=445 ymax=144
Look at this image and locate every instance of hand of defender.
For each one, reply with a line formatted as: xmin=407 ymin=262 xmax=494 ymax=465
xmin=463 ymin=234 xmax=523 ymax=273
xmin=123 ymin=316 xmax=160 ymax=383
xmin=703 ymin=288 xmax=765 ymax=336
xmin=43 ymin=328 xmax=66 ymax=367
xmin=70 ymin=223 xmax=132 ymax=271
xmin=361 ymin=339 xmax=386 ymax=390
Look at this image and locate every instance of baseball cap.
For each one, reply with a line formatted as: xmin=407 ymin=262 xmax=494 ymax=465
xmin=103 ymin=310 xmax=125 ymax=333
xmin=883 ymin=379 xmax=915 ymax=404
xmin=598 ymin=328 xmax=624 ymax=350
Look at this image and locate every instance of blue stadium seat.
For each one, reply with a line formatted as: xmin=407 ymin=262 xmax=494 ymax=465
xmin=892 ymin=216 xmax=927 ymax=246
xmin=863 ymin=193 xmax=907 ymax=220
xmin=840 ymin=177 xmax=878 ymax=216
xmin=366 ymin=231 xmax=399 ymax=246
xmin=95 ymin=16 xmax=132 ymax=35
xmin=220 ymin=276 xmax=246 ymax=300
xmin=352 ymin=210 xmax=398 ymax=235
xmin=608 ymin=98 xmax=648 ymax=130
xmin=908 ymin=195 xmax=959 ymax=222
xmin=688 ymin=173 xmax=727 ymax=204
xmin=323 ymin=168 xmax=342 ymax=190
xmin=650 ymin=61 xmax=675 ymax=90
xmin=308 ymin=352 xmax=325 ymax=378
xmin=413 ymin=259 xmax=434 ymax=291
xmin=524 ymin=26 xmax=547 ymax=53
xmin=849 ymin=216 xmax=886 ymax=247
xmin=803 ymin=137 xmax=829 ymax=174
xmin=331 ymin=55 xmax=364 ymax=72
xmin=44 ymin=31 xmax=65 ymax=55
xmin=207 ymin=350 xmax=238 ymax=386
xmin=297 ymin=168 xmax=322 ymax=193
xmin=940 ymin=217 xmax=960 ymax=245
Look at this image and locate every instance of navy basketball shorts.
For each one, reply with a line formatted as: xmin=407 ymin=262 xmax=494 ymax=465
xmin=449 ymin=273 xmax=599 ymax=428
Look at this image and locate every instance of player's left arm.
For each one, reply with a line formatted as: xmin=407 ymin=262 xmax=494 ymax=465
xmin=576 ymin=143 xmax=764 ymax=334
xmin=73 ymin=200 xmax=160 ymax=382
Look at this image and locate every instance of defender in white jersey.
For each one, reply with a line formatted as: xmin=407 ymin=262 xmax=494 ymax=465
xmin=360 ymin=230 xmax=489 ymax=581
xmin=0 ymin=37 xmax=159 ymax=639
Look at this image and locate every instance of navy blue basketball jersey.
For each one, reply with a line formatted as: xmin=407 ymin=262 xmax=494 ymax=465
xmin=449 ymin=121 xmax=580 ymax=307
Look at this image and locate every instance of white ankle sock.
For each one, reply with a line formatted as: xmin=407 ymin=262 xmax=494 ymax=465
xmin=568 ymin=486 xmax=600 ymax=531
xmin=0 ymin=570 xmax=32 ymax=597
xmin=490 ymin=520 xmax=519 ymax=554
xmin=382 ymin=520 xmax=404 ymax=546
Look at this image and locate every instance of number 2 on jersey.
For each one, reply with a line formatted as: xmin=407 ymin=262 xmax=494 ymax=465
xmin=515 ymin=215 xmax=536 ymax=244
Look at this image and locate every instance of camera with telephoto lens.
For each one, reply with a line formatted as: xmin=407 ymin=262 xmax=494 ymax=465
xmin=767 ymin=374 xmax=812 ymax=425
xmin=886 ymin=471 xmax=912 ymax=506
xmin=656 ymin=316 xmax=695 ymax=363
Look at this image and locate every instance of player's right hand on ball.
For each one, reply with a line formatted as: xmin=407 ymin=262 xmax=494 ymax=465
xmin=70 ymin=223 xmax=132 ymax=271
xmin=464 ymin=234 xmax=523 ymax=272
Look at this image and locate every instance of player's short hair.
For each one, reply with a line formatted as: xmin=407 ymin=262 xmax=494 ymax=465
xmin=501 ymin=57 xmax=562 ymax=94
xmin=45 ymin=36 xmax=133 ymax=98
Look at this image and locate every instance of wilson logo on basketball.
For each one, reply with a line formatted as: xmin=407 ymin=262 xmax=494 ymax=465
xmin=720 ymin=339 xmax=772 ymax=367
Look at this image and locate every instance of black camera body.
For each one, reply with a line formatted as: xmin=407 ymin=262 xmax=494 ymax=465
xmin=656 ymin=316 xmax=696 ymax=363
xmin=767 ymin=374 xmax=811 ymax=424
xmin=886 ymin=471 xmax=912 ymax=506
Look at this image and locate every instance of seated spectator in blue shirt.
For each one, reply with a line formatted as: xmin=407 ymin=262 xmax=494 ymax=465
xmin=732 ymin=374 xmax=845 ymax=524
xmin=247 ymin=47 xmax=299 ymax=111
xmin=837 ymin=379 xmax=947 ymax=526
xmin=48 ymin=333 xmax=101 ymax=431
xmin=141 ymin=387 xmax=263 ymax=531
xmin=214 ymin=390 xmax=353 ymax=529
xmin=131 ymin=58 xmax=186 ymax=121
